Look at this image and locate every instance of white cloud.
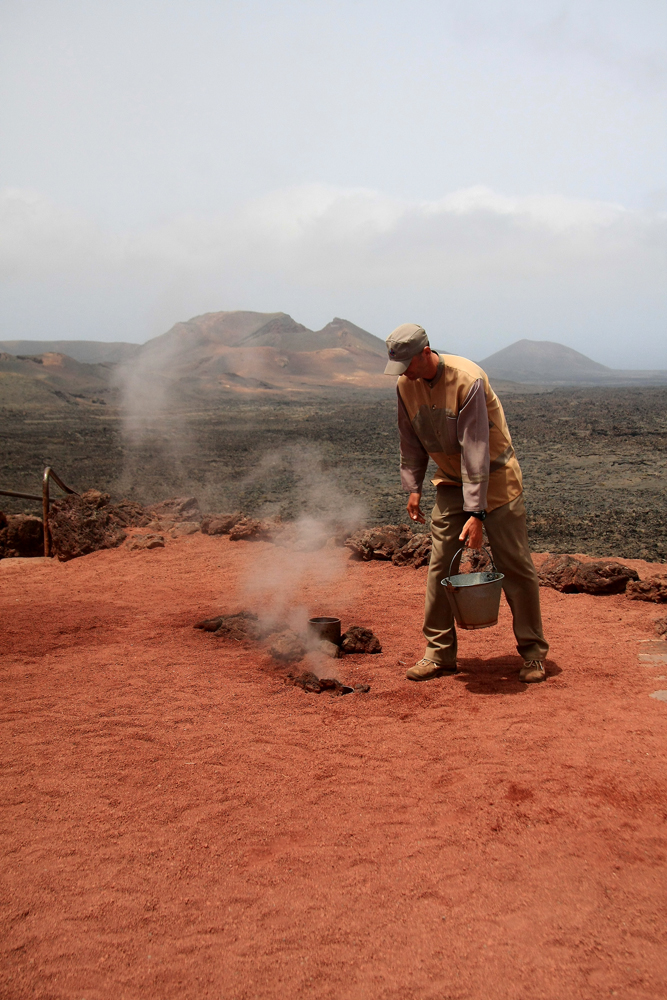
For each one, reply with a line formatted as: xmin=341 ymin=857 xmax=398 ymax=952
xmin=1 ymin=183 xmax=665 ymax=365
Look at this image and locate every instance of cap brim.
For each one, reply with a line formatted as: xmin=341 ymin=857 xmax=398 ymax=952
xmin=384 ymin=359 xmax=409 ymax=375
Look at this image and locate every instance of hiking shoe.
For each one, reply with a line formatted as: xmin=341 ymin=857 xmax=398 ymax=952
xmin=519 ymin=660 xmax=546 ymax=683
xmin=406 ymin=658 xmax=458 ymax=682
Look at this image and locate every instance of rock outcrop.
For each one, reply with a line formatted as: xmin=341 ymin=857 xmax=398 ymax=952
xmin=228 ymin=517 xmax=276 ymax=542
xmin=345 ymin=525 xmax=437 ymax=568
xmin=200 ymin=512 xmax=242 ymax=535
xmin=127 ymin=533 xmax=165 ymax=551
xmin=145 ymin=496 xmax=201 ymax=523
xmin=538 ymin=554 xmax=639 ymax=595
xmin=48 ymin=490 xmax=137 ymax=561
xmin=0 ymin=512 xmax=44 ymax=558
xmin=391 ymin=533 xmax=432 ymax=568
xmin=345 ymin=524 xmax=413 ymax=561
xmin=626 ymin=577 xmax=667 ymax=603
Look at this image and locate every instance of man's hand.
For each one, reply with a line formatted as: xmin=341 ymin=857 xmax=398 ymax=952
xmin=407 ymin=492 xmax=425 ymax=524
xmin=459 ymin=516 xmax=483 ymax=549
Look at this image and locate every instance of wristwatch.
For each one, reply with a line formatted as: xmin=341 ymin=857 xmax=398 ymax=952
xmin=468 ymin=510 xmax=487 ymax=521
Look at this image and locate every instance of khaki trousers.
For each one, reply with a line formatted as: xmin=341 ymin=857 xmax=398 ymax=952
xmin=424 ymin=488 xmax=549 ymax=665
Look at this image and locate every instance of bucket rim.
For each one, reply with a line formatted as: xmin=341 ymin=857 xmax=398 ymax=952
xmin=441 ymin=570 xmax=504 ymax=588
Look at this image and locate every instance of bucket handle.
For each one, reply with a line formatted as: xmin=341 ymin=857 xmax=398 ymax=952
xmin=447 ymin=545 xmax=496 ymax=582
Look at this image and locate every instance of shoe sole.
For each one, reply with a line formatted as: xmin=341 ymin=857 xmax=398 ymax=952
xmin=406 ymin=666 xmax=459 ymax=682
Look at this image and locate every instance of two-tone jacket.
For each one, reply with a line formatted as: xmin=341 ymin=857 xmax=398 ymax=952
xmin=397 ymin=353 xmax=523 ymax=512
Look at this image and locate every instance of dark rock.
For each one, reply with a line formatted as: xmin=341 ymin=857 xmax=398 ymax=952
xmin=538 ymin=553 xmax=639 ymax=595
xmin=287 ymin=670 xmax=322 ymax=692
xmin=626 ymin=577 xmax=667 ymax=603
xmin=345 ymin=524 xmax=413 ymax=561
xmin=392 ymin=533 xmax=432 ymax=568
xmin=194 ymin=616 xmax=224 ymax=632
xmin=270 ymin=630 xmax=306 ymax=662
xmin=111 ymin=498 xmax=151 ymax=527
xmin=286 ymin=672 xmax=360 ymax=695
xmin=0 ymin=513 xmax=44 ymax=558
xmin=654 ymin=616 xmax=667 ymax=636
xmin=340 ymin=626 xmax=382 ymax=654
xmin=145 ymin=496 xmax=201 ymax=523
xmin=317 ymin=676 xmax=340 ymax=690
xmin=214 ymin=611 xmax=262 ymax=641
xmin=170 ymin=522 xmax=200 ymax=537
xmin=49 ymin=490 xmax=128 ymax=561
xmin=195 ymin=609 xmax=287 ymax=642
xmin=200 ymin=512 xmax=242 ymax=535
xmin=229 ymin=517 xmax=275 ymax=541
xmin=126 ymin=533 xmax=164 ymax=551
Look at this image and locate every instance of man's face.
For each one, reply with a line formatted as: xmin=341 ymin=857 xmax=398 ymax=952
xmin=403 ymin=347 xmax=434 ymax=381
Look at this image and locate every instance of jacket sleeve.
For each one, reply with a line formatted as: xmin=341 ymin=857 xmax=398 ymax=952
xmin=457 ymin=378 xmax=490 ymax=510
xmin=397 ymin=387 xmax=429 ymax=493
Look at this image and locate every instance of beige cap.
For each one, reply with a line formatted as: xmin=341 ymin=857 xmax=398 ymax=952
xmin=384 ymin=323 xmax=428 ymax=375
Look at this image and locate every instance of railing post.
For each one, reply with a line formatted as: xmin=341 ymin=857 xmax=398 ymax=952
xmin=42 ymin=467 xmax=52 ymax=558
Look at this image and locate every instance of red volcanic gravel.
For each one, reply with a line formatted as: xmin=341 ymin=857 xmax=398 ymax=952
xmin=2 ymin=534 xmax=667 ymax=1000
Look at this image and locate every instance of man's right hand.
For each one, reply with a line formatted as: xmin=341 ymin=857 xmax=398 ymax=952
xmin=407 ymin=492 xmax=425 ymax=524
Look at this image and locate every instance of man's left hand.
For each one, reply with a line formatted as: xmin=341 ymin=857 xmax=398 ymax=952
xmin=459 ymin=516 xmax=484 ymax=549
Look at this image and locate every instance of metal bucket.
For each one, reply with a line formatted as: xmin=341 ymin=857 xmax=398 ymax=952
xmin=308 ymin=616 xmax=341 ymax=645
xmin=441 ymin=547 xmax=504 ymax=631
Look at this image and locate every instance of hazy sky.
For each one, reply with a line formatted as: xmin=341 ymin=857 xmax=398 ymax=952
xmin=1 ymin=0 xmax=666 ymax=365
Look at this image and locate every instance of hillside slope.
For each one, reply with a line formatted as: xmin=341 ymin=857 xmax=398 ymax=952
xmin=480 ymin=339 xmax=610 ymax=381
xmin=125 ymin=311 xmax=389 ymax=394
xmin=0 ymin=352 xmax=114 ymax=408
xmin=0 ymin=340 xmax=140 ymax=364
xmin=480 ymin=339 xmax=667 ymax=385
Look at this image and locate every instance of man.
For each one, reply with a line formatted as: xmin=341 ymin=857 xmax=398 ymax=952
xmin=385 ymin=323 xmax=548 ymax=684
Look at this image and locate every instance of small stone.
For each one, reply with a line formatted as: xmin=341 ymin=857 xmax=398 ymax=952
xmin=289 ymin=670 xmax=321 ymax=692
xmin=654 ymin=616 xmax=667 ymax=636
xmin=126 ymin=533 xmax=164 ymax=551
xmin=627 ymin=577 xmax=667 ymax=603
xmin=340 ymin=626 xmax=382 ymax=654
xmin=229 ymin=517 xmax=274 ymax=542
xmin=317 ymin=677 xmax=341 ymax=690
xmin=200 ymin=513 xmax=242 ymax=535
xmin=170 ymin=522 xmax=200 ymax=537
xmin=144 ymin=536 xmax=165 ymax=549
xmin=354 ymin=684 xmax=371 ymax=693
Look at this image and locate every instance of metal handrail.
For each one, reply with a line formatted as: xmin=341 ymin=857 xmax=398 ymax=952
xmin=0 ymin=467 xmax=79 ymax=557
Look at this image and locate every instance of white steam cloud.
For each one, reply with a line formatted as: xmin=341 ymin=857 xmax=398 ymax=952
xmin=237 ymin=445 xmax=367 ymax=675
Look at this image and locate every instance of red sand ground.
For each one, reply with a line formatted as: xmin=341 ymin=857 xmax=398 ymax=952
xmin=2 ymin=534 xmax=667 ymax=1000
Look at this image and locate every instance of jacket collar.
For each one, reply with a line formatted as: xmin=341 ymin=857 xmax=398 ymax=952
xmin=425 ymin=352 xmax=444 ymax=389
